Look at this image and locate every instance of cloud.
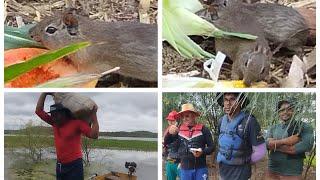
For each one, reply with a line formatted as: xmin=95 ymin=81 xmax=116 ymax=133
xmin=4 ymin=92 xmax=158 ymax=132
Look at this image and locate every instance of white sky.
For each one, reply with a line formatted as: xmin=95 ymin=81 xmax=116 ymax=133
xmin=4 ymin=92 xmax=158 ymax=132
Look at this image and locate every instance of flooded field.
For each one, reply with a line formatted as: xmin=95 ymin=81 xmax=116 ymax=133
xmin=5 ymin=134 xmax=157 ymax=142
xmin=99 ymin=136 xmax=157 ymax=142
xmin=5 ymin=148 xmax=157 ymax=180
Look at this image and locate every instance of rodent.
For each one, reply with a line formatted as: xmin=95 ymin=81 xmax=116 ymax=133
xmin=29 ymin=9 xmax=158 ymax=84
xmin=205 ymin=1 xmax=309 ymax=54
xmin=198 ymin=2 xmax=272 ymax=86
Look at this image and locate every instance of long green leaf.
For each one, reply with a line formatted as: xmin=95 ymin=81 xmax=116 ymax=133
xmin=163 ymin=8 xmax=214 ymax=58
xmin=37 ymin=73 xmax=100 ymax=88
xmin=163 ymin=0 xmax=257 ymax=58
xmin=4 ymin=41 xmax=91 ymax=83
xmin=4 ymin=25 xmax=44 ymax=50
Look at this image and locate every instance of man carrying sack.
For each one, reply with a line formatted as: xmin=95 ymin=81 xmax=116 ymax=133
xmin=35 ymin=93 xmax=100 ymax=180
xmin=216 ymin=93 xmax=266 ymax=180
xmin=164 ymin=103 xmax=214 ymax=180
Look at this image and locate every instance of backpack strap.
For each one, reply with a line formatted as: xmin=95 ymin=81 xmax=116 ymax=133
xmin=217 ymin=117 xmax=223 ymax=136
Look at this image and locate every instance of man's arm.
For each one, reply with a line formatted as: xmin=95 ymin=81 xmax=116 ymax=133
xmin=251 ymin=143 xmax=267 ymax=163
xmin=35 ymin=93 xmax=54 ymax=125
xmin=80 ymin=107 xmax=99 ymax=139
xmin=267 ymin=124 xmax=312 ymax=155
xmin=275 ymin=145 xmax=296 ymax=154
xmin=203 ymin=126 xmax=214 ymax=155
xmin=163 ymin=125 xmax=179 ymax=146
xmin=247 ymin=117 xmax=266 ymax=163
xmin=293 ymin=124 xmax=314 ymax=154
xmin=87 ymin=111 xmax=99 ymax=139
xmin=267 ymin=135 xmax=300 ymax=150
xmin=192 ymin=126 xmax=214 ymax=158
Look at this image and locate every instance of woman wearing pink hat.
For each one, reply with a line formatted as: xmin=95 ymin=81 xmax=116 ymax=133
xmin=164 ymin=104 xmax=214 ymax=180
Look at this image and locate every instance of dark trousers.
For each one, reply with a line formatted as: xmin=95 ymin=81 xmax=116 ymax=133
xmin=56 ymin=158 xmax=84 ymax=180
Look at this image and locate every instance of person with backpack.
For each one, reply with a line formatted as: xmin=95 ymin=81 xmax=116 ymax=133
xmin=163 ymin=110 xmax=180 ymax=180
xmin=164 ymin=103 xmax=214 ymax=180
xmin=35 ymin=93 xmax=100 ymax=180
xmin=217 ymin=92 xmax=266 ymax=180
xmin=266 ymin=100 xmax=314 ymax=180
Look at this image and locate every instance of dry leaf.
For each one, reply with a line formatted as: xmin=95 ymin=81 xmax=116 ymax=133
xmin=281 ymin=55 xmax=306 ymax=88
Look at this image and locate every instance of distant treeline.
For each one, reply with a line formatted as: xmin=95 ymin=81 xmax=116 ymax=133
xmin=4 ymin=126 xmax=157 ymax=138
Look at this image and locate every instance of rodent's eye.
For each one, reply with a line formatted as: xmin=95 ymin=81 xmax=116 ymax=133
xmin=46 ymin=26 xmax=58 ymax=34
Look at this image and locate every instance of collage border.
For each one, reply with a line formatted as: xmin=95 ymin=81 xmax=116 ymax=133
xmin=0 ymin=0 xmax=319 ymax=179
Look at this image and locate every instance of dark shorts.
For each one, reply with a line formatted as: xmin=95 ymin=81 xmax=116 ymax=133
xmin=219 ymin=163 xmax=251 ymax=180
xmin=56 ymin=158 xmax=84 ymax=180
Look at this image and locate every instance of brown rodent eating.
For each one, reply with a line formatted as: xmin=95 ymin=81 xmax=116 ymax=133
xmin=29 ymin=9 xmax=158 ymax=85
xmin=198 ymin=1 xmax=308 ymax=86
xmin=205 ymin=0 xmax=309 ymax=54
xmin=198 ymin=2 xmax=272 ymax=86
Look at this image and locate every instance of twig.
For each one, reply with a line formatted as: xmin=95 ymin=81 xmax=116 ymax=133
xmin=101 ymin=67 xmax=120 ymax=76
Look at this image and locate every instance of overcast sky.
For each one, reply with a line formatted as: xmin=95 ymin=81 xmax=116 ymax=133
xmin=4 ymin=92 xmax=158 ymax=132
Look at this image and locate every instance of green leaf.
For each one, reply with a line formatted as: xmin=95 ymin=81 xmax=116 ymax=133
xmin=37 ymin=73 xmax=100 ymax=88
xmin=163 ymin=8 xmax=214 ymax=58
xmin=5 ymin=25 xmax=44 ymax=50
xmin=163 ymin=0 xmax=257 ymax=58
xmin=4 ymin=41 xmax=91 ymax=83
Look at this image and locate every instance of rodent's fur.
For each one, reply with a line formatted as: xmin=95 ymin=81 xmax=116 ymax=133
xmin=199 ymin=1 xmax=308 ymax=85
xmin=209 ymin=2 xmax=271 ymax=86
xmin=29 ymin=9 xmax=158 ymax=83
xmin=208 ymin=0 xmax=309 ymax=51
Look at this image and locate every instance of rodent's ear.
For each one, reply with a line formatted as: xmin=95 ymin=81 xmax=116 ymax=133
xmin=62 ymin=8 xmax=78 ymax=27
xmin=62 ymin=8 xmax=79 ymax=35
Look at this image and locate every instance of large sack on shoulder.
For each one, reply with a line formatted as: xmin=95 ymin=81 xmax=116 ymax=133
xmin=53 ymin=92 xmax=97 ymax=123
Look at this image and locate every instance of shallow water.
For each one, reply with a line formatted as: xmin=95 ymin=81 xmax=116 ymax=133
xmin=99 ymin=136 xmax=157 ymax=141
xmin=89 ymin=149 xmax=157 ymax=179
xmin=5 ymin=134 xmax=157 ymax=142
xmin=5 ymin=148 xmax=157 ymax=180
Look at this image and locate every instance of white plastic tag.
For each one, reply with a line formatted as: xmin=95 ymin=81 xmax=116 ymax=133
xmin=203 ymin=51 xmax=226 ymax=82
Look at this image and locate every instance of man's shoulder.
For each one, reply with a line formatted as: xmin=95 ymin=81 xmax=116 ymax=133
xmin=301 ymin=121 xmax=314 ymax=133
xmin=241 ymin=112 xmax=258 ymax=126
xmin=301 ymin=121 xmax=312 ymax=128
xmin=243 ymin=112 xmax=256 ymax=120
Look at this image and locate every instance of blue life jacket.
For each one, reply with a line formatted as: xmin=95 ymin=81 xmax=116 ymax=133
xmin=217 ymin=111 xmax=252 ymax=165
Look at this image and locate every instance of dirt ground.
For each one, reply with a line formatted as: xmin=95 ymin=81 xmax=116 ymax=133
xmin=5 ymin=0 xmax=157 ymax=25
xmin=163 ymin=156 xmax=316 ymax=180
xmin=162 ymin=0 xmax=316 ymax=88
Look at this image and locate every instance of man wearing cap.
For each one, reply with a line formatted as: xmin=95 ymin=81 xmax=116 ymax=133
xmin=266 ymin=100 xmax=314 ymax=180
xmin=164 ymin=103 xmax=214 ymax=180
xmin=217 ymin=93 xmax=266 ymax=180
xmin=35 ymin=93 xmax=99 ymax=180
xmin=163 ymin=110 xmax=180 ymax=180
